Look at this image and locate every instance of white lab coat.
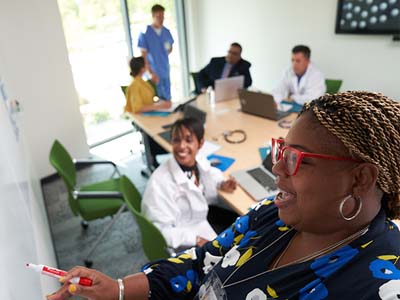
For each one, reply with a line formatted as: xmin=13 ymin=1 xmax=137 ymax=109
xmin=272 ymin=63 xmax=326 ymax=105
xmin=141 ymin=156 xmax=224 ymax=249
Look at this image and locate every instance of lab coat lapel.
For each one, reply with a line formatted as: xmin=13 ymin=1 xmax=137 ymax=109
xmin=168 ymin=157 xmax=200 ymax=193
xmin=297 ymin=64 xmax=312 ymax=93
xmin=291 ymin=71 xmax=299 ymax=95
xmin=168 ymin=156 xmax=211 ymax=192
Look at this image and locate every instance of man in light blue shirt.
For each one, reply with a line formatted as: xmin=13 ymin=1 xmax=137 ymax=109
xmin=138 ymin=4 xmax=174 ymax=101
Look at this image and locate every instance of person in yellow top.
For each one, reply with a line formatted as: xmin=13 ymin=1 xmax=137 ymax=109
xmin=124 ymin=56 xmax=171 ymax=114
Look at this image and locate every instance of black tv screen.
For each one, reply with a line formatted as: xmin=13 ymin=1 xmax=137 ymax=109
xmin=336 ymin=0 xmax=400 ymax=34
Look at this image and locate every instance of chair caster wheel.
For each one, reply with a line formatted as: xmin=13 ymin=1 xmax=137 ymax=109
xmin=84 ymin=260 xmax=93 ymax=268
xmin=141 ymin=170 xmax=150 ymax=178
xmin=81 ymin=220 xmax=89 ymax=229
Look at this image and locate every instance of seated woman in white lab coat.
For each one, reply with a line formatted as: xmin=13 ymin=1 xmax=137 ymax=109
xmin=141 ymin=117 xmax=237 ymax=250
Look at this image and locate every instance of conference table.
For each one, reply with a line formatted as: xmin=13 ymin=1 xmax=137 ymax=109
xmin=129 ymin=94 xmax=295 ymax=215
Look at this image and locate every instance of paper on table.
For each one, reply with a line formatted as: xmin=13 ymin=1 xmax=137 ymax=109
xmin=152 ymin=102 xmax=179 ymax=112
xmin=279 ymin=103 xmax=293 ymax=112
xmin=198 ymin=140 xmax=221 ymax=158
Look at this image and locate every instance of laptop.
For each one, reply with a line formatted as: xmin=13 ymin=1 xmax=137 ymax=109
xmin=239 ymin=90 xmax=292 ymax=121
xmin=158 ymin=103 xmax=207 ymax=143
xmin=231 ymin=152 xmax=277 ymax=201
xmin=214 ymin=75 xmax=245 ymax=102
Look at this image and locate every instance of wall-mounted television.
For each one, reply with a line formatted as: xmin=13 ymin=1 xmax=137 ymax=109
xmin=335 ymin=0 xmax=400 ymax=35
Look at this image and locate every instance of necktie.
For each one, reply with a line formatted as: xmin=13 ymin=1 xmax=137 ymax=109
xmin=221 ymin=63 xmax=232 ymax=78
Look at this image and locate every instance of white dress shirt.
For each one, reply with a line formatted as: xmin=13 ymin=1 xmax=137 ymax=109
xmin=141 ymin=156 xmax=225 ymax=249
xmin=272 ymin=63 xmax=326 ymax=105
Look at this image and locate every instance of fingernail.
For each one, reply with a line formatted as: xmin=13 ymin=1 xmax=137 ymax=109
xmin=59 ymin=276 xmax=65 ymax=283
xmin=68 ymin=284 xmax=77 ymax=294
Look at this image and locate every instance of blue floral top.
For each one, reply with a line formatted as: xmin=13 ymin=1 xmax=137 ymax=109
xmin=142 ymin=199 xmax=400 ymax=299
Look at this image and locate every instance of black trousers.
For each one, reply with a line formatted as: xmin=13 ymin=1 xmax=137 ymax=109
xmin=142 ymin=132 xmax=168 ymax=169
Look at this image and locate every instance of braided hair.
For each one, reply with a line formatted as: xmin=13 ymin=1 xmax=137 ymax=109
xmin=299 ymin=91 xmax=400 ymax=219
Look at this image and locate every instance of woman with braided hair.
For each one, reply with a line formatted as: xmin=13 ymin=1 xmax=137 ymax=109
xmin=48 ymin=91 xmax=400 ymax=300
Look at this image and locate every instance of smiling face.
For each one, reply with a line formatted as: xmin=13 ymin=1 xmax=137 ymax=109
xmin=171 ymin=125 xmax=204 ymax=167
xmin=272 ymin=113 xmax=360 ymax=233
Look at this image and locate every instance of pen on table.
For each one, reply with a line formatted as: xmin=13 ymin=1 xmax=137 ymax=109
xmin=26 ymin=263 xmax=92 ymax=286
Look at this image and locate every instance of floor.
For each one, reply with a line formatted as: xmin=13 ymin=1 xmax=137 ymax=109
xmin=42 ymin=131 xmax=153 ymax=286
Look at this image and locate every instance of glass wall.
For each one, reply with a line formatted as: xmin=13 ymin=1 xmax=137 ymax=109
xmin=58 ymin=0 xmax=184 ymax=146
xmin=127 ymin=0 xmax=184 ymax=100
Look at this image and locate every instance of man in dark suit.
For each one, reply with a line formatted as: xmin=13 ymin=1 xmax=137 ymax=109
xmin=197 ymin=42 xmax=252 ymax=92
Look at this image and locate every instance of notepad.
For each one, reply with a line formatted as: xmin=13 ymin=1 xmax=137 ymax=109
xmin=258 ymin=146 xmax=271 ymax=161
xmin=281 ymin=100 xmax=303 ymax=113
xmin=206 ymin=154 xmax=235 ymax=172
xmin=141 ymin=111 xmax=171 ymax=117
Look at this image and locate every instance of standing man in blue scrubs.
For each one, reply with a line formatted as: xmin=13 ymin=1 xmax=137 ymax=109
xmin=138 ymin=4 xmax=174 ymax=103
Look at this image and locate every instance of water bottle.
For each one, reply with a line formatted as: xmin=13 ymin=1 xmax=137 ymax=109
xmin=207 ymin=86 xmax=215 ymax=107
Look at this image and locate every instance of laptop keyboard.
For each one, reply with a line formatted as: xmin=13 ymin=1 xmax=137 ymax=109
xmin=247 ymin=168 xmax=276 ymax=189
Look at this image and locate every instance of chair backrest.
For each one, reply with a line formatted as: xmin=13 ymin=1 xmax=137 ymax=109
xmin=325 ymin=79 xmax=343 ymax=94
xmin=119 ymin=175 xmax=141 ymax=212
xmin=120 ymin=176 xmax=169 ymax=261
xmin=190 ymin=72 xmax=200 ymax=95
xmin=49 ymin=140 xmax=79 ymax=215
xmin=146 ymin=80 xmax=158 ymax=96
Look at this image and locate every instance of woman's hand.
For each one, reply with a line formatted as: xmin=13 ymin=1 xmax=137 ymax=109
xmin=158 ymin=100 xmax=172 ymax=109
xmin=46 ymin=267 xmax=119 ymax=300
xmin=220 ymin=178 xmax=237 ymax=193
xmin=151 ymin=73 xmax=159 ymax=84
xmin=196 ymin=236 xmax=209 ymax=247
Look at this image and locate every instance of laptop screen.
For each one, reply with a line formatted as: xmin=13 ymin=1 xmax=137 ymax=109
xmin=262 ymin=152 xmax=273 ymax=173
xmin=183 ymin=104 xmax=207 ymax=124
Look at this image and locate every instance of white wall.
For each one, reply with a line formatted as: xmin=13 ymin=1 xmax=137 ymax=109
xmin=0 ymin=0 xmax=89 ymax=179
xmin=0 ymin=72 xmax=58 ymax=298
xmin=186 ymin=0 xmax=400 ymax=100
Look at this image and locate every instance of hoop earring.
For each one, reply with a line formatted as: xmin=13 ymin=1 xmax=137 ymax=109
xmin=339 ymin=195 xmax=362 ymax=221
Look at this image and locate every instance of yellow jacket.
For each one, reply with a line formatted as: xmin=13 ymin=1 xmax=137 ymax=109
xmin=124 ymin=77 xmax=155 ymax=114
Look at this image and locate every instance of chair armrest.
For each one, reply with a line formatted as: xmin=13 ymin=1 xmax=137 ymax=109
xmin=73 ymin=159 xmax=121 ymax=176
xmin=74 ymin=159 xmax=117 ymax=168
xmin=73 ymin=191 xmax=123 ymax=200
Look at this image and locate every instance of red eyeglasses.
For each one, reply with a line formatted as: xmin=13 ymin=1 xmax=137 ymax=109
xmin=271 ymin=138 xmax=361 ymax=176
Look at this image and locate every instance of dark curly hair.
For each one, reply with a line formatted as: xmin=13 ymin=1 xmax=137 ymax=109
xmin=299 ymin=91 xmax=400 ymax=219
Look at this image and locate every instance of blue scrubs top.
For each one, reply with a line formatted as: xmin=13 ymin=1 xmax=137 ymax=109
xmin=138 ymin=25 xmax=174 ymax=79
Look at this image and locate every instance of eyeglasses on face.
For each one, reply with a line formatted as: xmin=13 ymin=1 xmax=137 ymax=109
xmin=228 ymin=50 xmax=240 ymax=56
xmin=271 ymin=138 xmax=361 ymax=176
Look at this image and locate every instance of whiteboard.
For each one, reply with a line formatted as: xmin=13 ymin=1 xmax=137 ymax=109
xmin=0 ymin=77 xmax=43 ymax=298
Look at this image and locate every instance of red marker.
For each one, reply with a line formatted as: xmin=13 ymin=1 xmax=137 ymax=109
xmin=26 ymin=263 xmax=92 ymax=286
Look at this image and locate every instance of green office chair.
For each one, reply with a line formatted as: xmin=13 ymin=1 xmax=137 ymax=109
xmin=49 ymin=140 xmax=126 ymax=267
xmin=190 ymin=72 xmax=201 ymax=95
xmin=325 ymin=79 xmax=343 ymax=94
xmin=120 ymin=176 xmax=174 ymax=261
